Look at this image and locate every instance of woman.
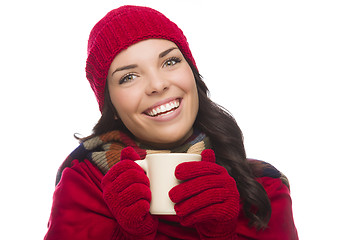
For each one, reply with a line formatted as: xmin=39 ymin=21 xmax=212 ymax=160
xmin=45 ymin=5 xmax=298 ymax=240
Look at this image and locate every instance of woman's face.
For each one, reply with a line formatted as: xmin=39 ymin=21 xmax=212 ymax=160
xmin=107 ymin=39 xmax=199 ymax=147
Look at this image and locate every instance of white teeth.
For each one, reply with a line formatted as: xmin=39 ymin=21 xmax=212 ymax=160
xmin=165 ymin=103 xmax=171 ymax=111
xmin=160 ymin=105 xmax=166 ymax=112
xmin=146 ymin=99 xmax=180 ymax=117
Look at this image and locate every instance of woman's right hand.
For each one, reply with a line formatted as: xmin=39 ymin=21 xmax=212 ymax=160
xmin=101 ymin=147 xmax=158 ymax=239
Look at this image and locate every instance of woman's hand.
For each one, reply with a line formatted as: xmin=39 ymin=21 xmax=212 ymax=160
xmin=101 ymin=147 xmax=158 ymax=239
xmin=169 ymin=149 xmax=240 ymax=239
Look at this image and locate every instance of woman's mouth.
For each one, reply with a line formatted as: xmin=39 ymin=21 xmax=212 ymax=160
xmin=144 ymin=99 xmax=181 ymax=117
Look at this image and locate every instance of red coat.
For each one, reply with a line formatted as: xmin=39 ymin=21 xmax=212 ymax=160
xmin=45 ymin=159 xmax=298 ymax=239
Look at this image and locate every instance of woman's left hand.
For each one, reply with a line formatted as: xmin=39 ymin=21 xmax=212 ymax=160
xmin=169 ymin=149 xmax=240 ymax=239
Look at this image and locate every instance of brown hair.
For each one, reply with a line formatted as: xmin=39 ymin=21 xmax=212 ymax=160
xmin=81 ymin=60 xmax=271 ymax=230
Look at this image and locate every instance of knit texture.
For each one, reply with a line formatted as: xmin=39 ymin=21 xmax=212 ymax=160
xmin=56 ymin=129 xmax=210 ymax=185
xmin=169 ymin=149 xmax=240 ymax=239
xmin=86 ymin=5 xmax=197 ymax=111
xmin=50 ymin=131 xmax=298 ymax=238
xmin=101 ymin=147 xmax=158 ymax=239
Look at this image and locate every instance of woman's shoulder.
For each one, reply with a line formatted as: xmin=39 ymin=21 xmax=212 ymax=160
xmin=55 ymin=143 xmax=104 ymax=186
xmin=247 ymin=158 xmax=290 ymax=190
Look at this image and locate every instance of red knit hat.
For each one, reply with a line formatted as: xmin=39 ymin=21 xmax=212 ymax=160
xmin=86 ymin=5 xmax=197 ymax=111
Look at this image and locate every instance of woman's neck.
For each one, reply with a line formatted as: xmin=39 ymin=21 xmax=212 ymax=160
xmin=136 ymin=129 xmax=194 ymax=150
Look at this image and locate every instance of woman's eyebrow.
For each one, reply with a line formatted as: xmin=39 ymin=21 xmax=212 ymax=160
xmin=159 ymin=47 xmax=178 ymax=58
xmin=111 ymin=64 xmax=138 ymax=76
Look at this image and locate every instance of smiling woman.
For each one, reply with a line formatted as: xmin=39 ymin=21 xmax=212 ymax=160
xmin=44 ymin=5 xmax=298 ymax=240
xmin=107 ymin=39 xmax=199 ymax=146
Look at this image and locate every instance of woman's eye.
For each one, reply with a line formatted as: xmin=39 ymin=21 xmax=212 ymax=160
xmin=163 ymin=57 xmax=181 ymax=67
xmin=119 ymin=74 xmax=137 ymax=84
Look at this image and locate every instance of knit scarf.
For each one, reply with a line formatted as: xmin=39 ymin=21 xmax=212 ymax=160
xmin=56 ymin=130 xmax=211 ymax=184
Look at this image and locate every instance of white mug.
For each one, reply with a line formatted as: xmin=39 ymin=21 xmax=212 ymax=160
xmin=135 ymin=153 xmax=201 ymax=215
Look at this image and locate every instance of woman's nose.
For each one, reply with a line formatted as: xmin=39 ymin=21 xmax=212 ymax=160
xmin=145 ymin=72 xmax=169 ymax=95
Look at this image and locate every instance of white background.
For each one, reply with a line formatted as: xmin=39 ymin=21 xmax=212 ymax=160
xmin=1 ymin=0 xmax=359 ymax=239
